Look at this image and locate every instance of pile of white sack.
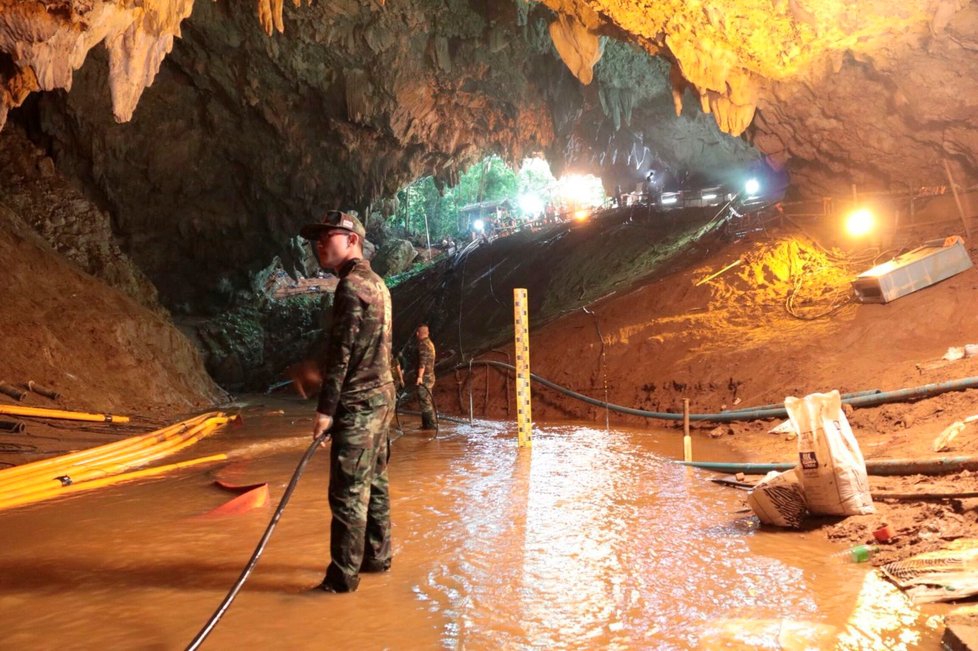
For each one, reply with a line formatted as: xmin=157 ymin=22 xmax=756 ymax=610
xmin=748 ymin=390 xmax=875 ymax=528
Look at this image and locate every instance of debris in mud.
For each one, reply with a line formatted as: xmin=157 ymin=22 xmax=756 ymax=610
xmin=881 ymin=538 xmax=978 ymax=604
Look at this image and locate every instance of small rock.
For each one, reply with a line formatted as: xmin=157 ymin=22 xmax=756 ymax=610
xmin=37 ymin=157 xmax=56 ymax=178
xmin=842 ymin=403 xmax=854 ymax=418
xmin=709 ymin=426 xmax=726 ymax=438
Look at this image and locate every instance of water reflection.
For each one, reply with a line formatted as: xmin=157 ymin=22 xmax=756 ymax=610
xmin=0 ymin=413 xmax=945 ymax=649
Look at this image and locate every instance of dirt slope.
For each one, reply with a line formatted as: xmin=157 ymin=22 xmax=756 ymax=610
xmin=0 ymin=207 xmax=224 ymax=427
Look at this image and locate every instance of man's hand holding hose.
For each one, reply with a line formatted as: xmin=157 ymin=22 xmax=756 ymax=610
xmin=312 ymin=413 xmax=333 ymax=446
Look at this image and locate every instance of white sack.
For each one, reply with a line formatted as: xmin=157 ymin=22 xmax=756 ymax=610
xmin=747 ymin=468 xmax=807 ymax=528
xmin=785 ymin=390 xmax=874 ymax=516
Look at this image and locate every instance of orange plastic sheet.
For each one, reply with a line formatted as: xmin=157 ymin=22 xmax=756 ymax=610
xmin=201 ymin=480 xmax=270 ymax=517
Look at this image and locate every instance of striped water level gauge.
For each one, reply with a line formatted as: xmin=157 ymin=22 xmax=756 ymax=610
xmin=513 ymin=288 xmax=532 ymax=448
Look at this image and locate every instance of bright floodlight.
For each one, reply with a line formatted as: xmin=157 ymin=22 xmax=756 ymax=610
xmin=660 ymin=193 xmax=678 ymax=205
xmin=845 ymin=208 xmax=875 ymax=238
xmin=745 ymin=178 xmax=760 ymax=195
xmin=474 ymin=219 xmax=485 ymax=232
xmin=519 ymin=193 xmax=544 ymax=216
xmin=573 ymin=209 xmax=590 ymax=221
xmin=557 ymin=173 xmax=605 ymax=207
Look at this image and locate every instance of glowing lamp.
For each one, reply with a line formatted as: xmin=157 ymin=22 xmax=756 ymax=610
xmin=519 ymin=194 xmax=544 ymax=215
xmin=573 ymin=209 xmax=590 ymax=221
xmin=745 ymin=178 xmax=760 ymax=196
xmin=474 ymin=219 xmax=485 ymax=232
xmin=844 ymin=208 xmax=875 ymax=238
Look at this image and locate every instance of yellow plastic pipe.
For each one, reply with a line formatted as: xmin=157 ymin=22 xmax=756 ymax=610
xmin=0 ymin=404 xmax=131 ymax=424
xmin=0 ymin=430 xmax=222 ymax=502
xmin=0 ymin=420 xmax=218 ymax=497
xmin=0 ymin=414 xmax=228 ymax=501
xmin=0 ymin=453 xmax=228 ymax=512
xmin=0 ymin=413 xmax=214 ymax=484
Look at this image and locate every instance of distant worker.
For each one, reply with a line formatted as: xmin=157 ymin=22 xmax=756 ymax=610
xmin=391 ymin=351 xmax=405 ymax=393
xmin=415 ymin=324 xmax=437 ymax=430
xmin=300 ymin=209 xmax=395 ymax=593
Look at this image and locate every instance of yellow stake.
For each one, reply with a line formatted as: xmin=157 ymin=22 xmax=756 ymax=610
xmin=683 ymin=398 xmax=692 ymax=462
xmin=513 ymin=288 xmax=533 ymax=448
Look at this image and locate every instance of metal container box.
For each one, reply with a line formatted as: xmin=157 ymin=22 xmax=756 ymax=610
xmin=852 ymin=240 xmax=973 ymax=303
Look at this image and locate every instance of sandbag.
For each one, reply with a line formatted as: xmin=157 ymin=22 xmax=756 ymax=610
xmin=785 ymin=390 xmax=874 ymax=516
xmin=747 ymin=468 xmax=807 ymax=528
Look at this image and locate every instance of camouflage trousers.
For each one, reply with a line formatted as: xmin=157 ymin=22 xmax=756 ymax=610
xmin=418 ymin=378 xmax=436 ymax=422
xmin=324 ymin=383 xmax=395 ymax=592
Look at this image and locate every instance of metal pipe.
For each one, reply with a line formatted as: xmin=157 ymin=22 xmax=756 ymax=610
xmin=0 ymin=383 xmax=27 ymax=401
xmin=27 ymin=381 xmax=62 ymax=401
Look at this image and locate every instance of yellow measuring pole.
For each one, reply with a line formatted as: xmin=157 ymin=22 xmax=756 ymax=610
xmin=513 ymin=288 xmax=532 ymax=448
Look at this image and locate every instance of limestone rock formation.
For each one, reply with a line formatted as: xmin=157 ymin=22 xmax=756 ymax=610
xmin=372 ymin=238 xmax=419 ymax=277
xmin=12 ymin=0 xmax=749 ymax=310
xmin=0 ymin=0 xmax=193 ymax=129
xmin=0 ymin=126 xmax=161 ymax=310
xmin=548 ymin=12 xmax=603 ymax=85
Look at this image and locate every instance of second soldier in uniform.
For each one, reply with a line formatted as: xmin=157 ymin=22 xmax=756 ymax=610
xmin=415 ymin=324 xmax=436 ymax=430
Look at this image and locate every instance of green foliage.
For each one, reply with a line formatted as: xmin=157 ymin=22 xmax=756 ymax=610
xmin=392 ymin=155 xmax=556 ymax=241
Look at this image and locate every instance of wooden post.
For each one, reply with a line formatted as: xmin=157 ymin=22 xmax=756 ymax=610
xmin=683 ymin=398 xmax=692 ymax=462
xmin=944 ymin=159 xmax=973 ymax=240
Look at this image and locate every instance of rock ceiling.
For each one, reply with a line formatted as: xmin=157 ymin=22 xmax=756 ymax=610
xmin=1 ymin=0 xmax=977 ymax=307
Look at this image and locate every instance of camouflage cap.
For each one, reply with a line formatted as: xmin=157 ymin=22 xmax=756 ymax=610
xmin=299 ymin=210 xmax=366 ymax=241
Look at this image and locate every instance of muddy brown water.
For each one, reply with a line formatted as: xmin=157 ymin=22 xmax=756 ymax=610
xmin=0 ymin=404 xmax=949 ymax=649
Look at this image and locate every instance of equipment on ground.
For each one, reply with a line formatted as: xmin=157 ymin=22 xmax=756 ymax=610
xmin=852 ymin=238 xmax=973 ymax=303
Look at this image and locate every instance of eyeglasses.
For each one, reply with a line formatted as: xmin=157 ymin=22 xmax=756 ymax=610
xmin=317 ymin=231 xmax=350 ymax=244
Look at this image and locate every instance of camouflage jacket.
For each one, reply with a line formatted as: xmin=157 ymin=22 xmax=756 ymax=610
xmin=417 ymin=337 xmax=436 ymax=384
xmin=317 ymin=258 xmax=393 ymax=417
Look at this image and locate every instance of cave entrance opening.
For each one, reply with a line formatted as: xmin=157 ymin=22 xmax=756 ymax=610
xmin=391 ymin=155 xmax=607 ymax=250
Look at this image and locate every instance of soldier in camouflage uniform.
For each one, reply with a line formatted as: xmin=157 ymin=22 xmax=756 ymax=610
xmin=300 ymin=210 xmax=395 ymax=593
xmin=414 ymin=324 xmax=437 ymax=430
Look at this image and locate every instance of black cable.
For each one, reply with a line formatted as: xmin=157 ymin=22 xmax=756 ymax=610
xmin=186 ymin=430 xmax=329 ymax=651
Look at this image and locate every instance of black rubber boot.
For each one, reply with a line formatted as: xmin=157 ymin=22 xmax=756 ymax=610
xmin=360 ymin=558 xmax=392 ymax=573
xmin=420 ymin=413 xmax=436 ymax=430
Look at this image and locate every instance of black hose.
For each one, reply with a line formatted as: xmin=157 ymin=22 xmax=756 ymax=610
xmin=462 ymin=360 xmax=978 ymax=423
xmin=186 ymin=430 xmax=329 ymax=651
xmin=400 ymin=408 xmax=468 ymax=426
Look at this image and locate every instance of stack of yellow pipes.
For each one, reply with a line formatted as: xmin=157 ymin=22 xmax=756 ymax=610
xmin=0 ymin=411 xmax=231 ymax=512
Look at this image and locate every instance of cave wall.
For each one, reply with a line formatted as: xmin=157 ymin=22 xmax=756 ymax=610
xmin=534 ymin=0 xmax=978 ymax=195
xmin=17 ymin=1 xmax=558 ymax=309
xmin=7 ymin=1 xmax=975 ymax=311
xmin=4 ymin=0 xmax=754 ymax=311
